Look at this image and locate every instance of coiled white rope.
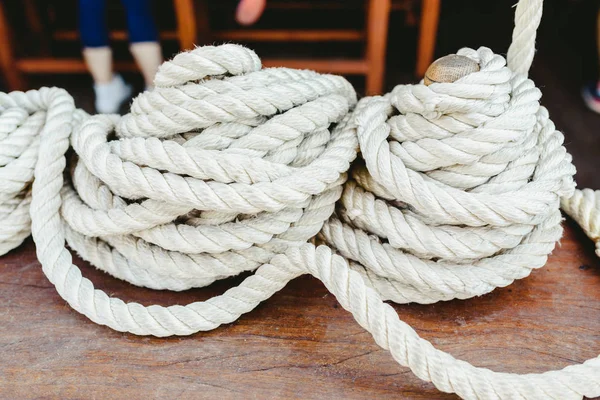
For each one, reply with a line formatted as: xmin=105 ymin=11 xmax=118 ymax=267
xmin=317 ymin=43 xmax=600 ymax=398
xmin=562 ymin=189 xmax=600 ymax=257
xmin=321 ymin=46 xmax=577 ymax=306
xmin=316 ymin=0 xmax=599 ymax=397
xmin=1 ymin=0 xmax=600 ymax=398
xmin=0 ymin=44 xmax=359 ymax=336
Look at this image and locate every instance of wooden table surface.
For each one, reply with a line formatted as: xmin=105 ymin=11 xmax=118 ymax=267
xmin=1 ymin=218 xmax=599 ymax=399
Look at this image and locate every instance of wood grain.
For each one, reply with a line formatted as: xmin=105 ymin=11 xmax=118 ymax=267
xmin=1 ymin=218 xmax=599 ymax=399
xmin=365 ymin=0 xmax=391 ymax=95
xmin=416 ymin=0 xmax=441 ymax=78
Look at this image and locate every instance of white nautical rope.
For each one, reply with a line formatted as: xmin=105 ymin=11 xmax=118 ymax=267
xmin=507 ymin=0 xmax=544 ymax=75
xmin=1 ymin=0 xmax=600 ymax=398
xmin=0 ymin=44 xmax=359 ymax=337
xmin=309 ymin=0 xmax=600 ymax=395
xmin=318 ymin=44 xmax=600 ymax=398
xmin=322 ymin=46 xmax=576 ymax=305
xmin=562 ymin=189 xmax=600 ymax=257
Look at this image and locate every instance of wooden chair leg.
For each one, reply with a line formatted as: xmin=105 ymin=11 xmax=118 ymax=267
xmin=365 ymin=0 xmax=391 ymax=95
xmin=415 ymin=0 xmax=440 ymax=78
xmin=194 ymin=0 xmax=212 ymax=45
xmin=174 ymin=0 xmax=197 ymax=50
xmin=24 ymin=0 xmax=50 ymax=56
xmin=0 ymin=1 xmax=25 ymax=91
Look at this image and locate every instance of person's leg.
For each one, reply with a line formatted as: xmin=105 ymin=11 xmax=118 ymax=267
xmin=236 ymin=0 xmax=266 ymax=26
xmin=129 ymin=42 xmax=162 ymax=89
xmin=79 ymin=0 xmax=132 ymax=113
xmin=121 ymin=0 xmax=162 ymax=89
xmin=79 ymin=0 xmax=112 ymax=83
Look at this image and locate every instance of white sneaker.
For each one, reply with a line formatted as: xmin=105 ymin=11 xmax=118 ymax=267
xmin=94 ymin=74 xmax=132 ymax=114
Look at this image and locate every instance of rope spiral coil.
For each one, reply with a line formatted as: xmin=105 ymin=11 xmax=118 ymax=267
xmin=321 ymin=46 xmax=576 ymax=305
xmin=562 ymin=189 xmax=600 ymax=257
xmin=314 ymin=44 xmax=600 ymax=398
xmin=2 ymin=0 xmax=600 ymax=398
xmin=0 ymin=44 xmax=359 ymax=336
xmin=63 ymin=44 xmax=358 ymax=296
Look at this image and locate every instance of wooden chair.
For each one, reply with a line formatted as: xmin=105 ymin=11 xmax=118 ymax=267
xmin=0 ymin=0 xmax=196 ymax=91
xmin=186 ymin=0 xmax=388 ymax=95
xmin=191 ymin=0 xmax=440 ymax=95
xmin=0 ymin=0 xmax=440 ymax=94
xmin=416 ymin=0 xmax=440 ymax=77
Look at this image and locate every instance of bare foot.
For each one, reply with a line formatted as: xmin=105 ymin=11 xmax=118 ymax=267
xmin=236 ymin=0 xmax=266 ymax=26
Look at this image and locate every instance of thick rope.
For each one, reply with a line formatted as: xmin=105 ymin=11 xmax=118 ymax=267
xmin=506 ymin=0 xmax=600 ymax=258
xmin=0 ymin=44 xmax=359 ymax=336
xmin=507 ymin=0 xmax=544 ymax=75
xmin=318 ymin=45 xmax=600 ymax=398
xmin=1 ymin=0 xmax=600 ymax=397
xmin=562 ymin=189 xmax=600 ymax=257
xmin=322 ymin=47 xmax=576 ymax=305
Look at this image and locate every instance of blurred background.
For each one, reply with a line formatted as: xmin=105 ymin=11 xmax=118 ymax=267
xmin=0 ymin=0 xmax=598 ymax=187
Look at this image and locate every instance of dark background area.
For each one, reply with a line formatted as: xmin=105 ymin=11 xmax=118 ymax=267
xmin=5 ymin=0 xmax=600 ymax=188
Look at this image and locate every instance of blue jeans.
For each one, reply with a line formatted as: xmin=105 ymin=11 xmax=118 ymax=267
xmin=79 ymin=0 xmax=158 ymax=48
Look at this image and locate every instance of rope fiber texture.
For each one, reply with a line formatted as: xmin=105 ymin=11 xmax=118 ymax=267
xmin=2 ymin=0 xmax=600 ymax=398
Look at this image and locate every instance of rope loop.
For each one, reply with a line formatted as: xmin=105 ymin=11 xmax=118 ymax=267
xmin=322 ymin=46 xmax=576 ymax=306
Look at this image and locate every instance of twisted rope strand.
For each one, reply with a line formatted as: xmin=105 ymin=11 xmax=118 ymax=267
xmin=507 ymin=0 xmax=544 ymax=75
xmin=562 ymin=189 xmax=600 ymax=256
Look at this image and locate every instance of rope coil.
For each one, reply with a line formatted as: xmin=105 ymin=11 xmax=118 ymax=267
xmin=321 ymin=46 xmax=576 ymax=305
xmin=1 ymin=0 xmax=600 ymax=398
xmin=1 ymin=44 xmax=359 ymax=336
xmin=315 ymin=45 xmax=600 ymax=398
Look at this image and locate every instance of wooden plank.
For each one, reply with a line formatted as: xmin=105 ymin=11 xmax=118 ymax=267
xmin=214 ymin=29 xmax=365 ymax=42
xmin=53 ymin=30 xmax=179 ymax=41
xmin=0 ymin=219 xmax=599 ymax=398
xmin=16 ymin=58 xmax=138 ymax=73
xmin=16 ymin=58 xmax=369 ymax=76
xmin=415 ymin=0 xmax=441 ymax=77
xmin=0 ymin=1 xmax=26 ymax=91
xmin=173 ymin=0 xmax=196 ymax=50
xmin=262 ymin=58 xmax=369 ymax=74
